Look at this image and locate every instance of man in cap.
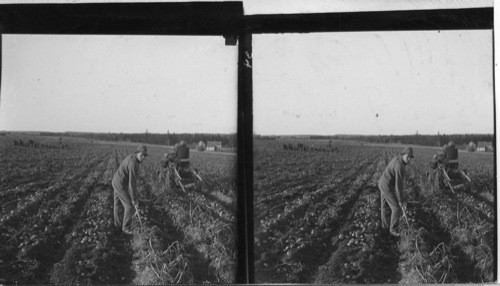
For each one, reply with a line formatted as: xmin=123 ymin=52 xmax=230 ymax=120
xmin=426 ymin=150 xmax=443 ymax=184
xmin=378 ymin=146 xmax=414 ymax=237
xmin=443 ymin=141 xmax=459 ymax=173
xmin=163 ymin=141 xmax=189 ymax=164
xmin=442 ymin=144 xmax=449 ymax=154
xmin=176 ymin=140 xmax=190 ymax=160
xmin=112 ymin=145 xmax=148 ymax=235
xmin=163 ymin=143 xmax=179 ymax=165
xmin=443 ymin=141 xmax=458 ymax=163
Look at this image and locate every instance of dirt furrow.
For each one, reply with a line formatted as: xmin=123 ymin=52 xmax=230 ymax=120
xmin=0 ymin=153 xmax=112 ymax=283
xmin=313 ymin=188 xmax=401 ymax=284
xmin=0 ymin=153 xmax=106 ymax=221
xmin=400 ymin=180 xmax=486 ymax=283
xmin=50 ymin=149 xmax=133 ymax=284
xmin=255 ymin=154 xmax=380 ymax=283
xmin=131 ymin=182 xmax=216 ymax=284
xmin=444 ymin=191 xmax=495 ymax=224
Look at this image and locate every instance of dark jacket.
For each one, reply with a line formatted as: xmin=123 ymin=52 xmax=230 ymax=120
xmin=378 ymin=156 xmax=406 ymax=205
xmin=177 ymin=144 xmax=189 ymax=159
xmin=443 ymin=146 xmax=458 ymax=162
xmin=112 ymin=154 xmax=140 ymax=203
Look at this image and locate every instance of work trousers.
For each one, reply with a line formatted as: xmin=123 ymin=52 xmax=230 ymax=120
xmin=379 ymin=188 xmax=401 ymax=234
xmin=113 ymin=187 xmax=134 ymax=232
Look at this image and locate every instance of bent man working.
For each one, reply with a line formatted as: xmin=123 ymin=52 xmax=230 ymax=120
xmin=112 ymin=145 xmax=148 ymax=235
xmin=378 ymin=146 xmax=414 ymax=237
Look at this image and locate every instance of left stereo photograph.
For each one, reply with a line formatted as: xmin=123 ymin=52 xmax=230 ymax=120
xmin=0 ymin=33 xmax=239 ymax=284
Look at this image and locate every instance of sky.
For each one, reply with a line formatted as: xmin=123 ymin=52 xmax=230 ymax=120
xmin=0 ymin=35 xmax=238 ymax=133
xmin=0 ymin=0 xmax=495 ymax=135
xmin=253 ymin=30 xmax=493 ymax=135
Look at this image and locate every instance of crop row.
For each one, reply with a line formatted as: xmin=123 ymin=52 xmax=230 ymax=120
xmin=0 ymin=151 xmax=105 ymax=221
xmin=50 ymin=185 xmax=116 ymax=284
xmin=310 ymin=148 xmax=399 ymax=284
xmin=132 ymin=183 xmax=210 ymax=284
xmin=255 ymin=145 xmax=387 ymax=230
xmin=0 ymin=142 xmax=91 ymax=190
xmin=258 ymin=158 xmax=374 ymax=236
xmin=149 ymin=183 xmax=237 ymax=283
xmin=50 ymin=151 xmax=123 ymax=284
xmin=313 ymin=188 xmax=396 ymax=283
xmin=255 ymin=151 xmax=382 ymax=283
xmin=395 ymin=146 xmax=495 ymax=283
xmin=135 ymin=146 xmax=237 ymax=283
xmin=0 ymin=149 xmax=112 ymax=283
xmin=410 ymin=176 xmax=494 ymax=282
xmin=396 ymin=184 xmax=459 ymax=283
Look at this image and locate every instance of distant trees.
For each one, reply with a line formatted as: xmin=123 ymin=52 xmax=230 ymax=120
xmin=40 ymin=132 xmax=237 ymax=148
xmin=325 ymin=134 xmax=495 ymax=149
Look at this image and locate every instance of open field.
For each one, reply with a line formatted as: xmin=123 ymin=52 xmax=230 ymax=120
xmin=0 ymin=135 xmax=237 ymax=284
xmin=254 ymin=139 xmax=496 ymax=283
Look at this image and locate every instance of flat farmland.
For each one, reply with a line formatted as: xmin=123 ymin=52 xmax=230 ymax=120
xmin=0 ymin=135 xmax=237 ymax=284
xmin=253 ymin=139 xmax=496 ymax=283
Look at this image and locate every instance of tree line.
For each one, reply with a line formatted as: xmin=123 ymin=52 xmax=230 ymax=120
xmin=40 ymin=132 xmax=237 ymax=147
xmin=316 ymin=134 xmax=495 ymax=148
xmin=30 ymin=132 xmax=497 ymax=149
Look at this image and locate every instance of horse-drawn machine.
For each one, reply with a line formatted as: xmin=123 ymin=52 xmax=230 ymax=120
xmin=435 ymin=159 xmax=471 ymax=193
xmin=159 ymin=150 xmax=202 ymax=192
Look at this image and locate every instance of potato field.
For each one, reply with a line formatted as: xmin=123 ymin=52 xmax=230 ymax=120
xmin=0 ymin=135 xmax=237 ymax=284
xmin=254 ymin=139 xmax=496 ymax=283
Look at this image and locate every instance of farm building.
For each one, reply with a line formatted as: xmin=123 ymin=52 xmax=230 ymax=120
xmin=466 ymin=141 xmax=477 ymax=152
xmin=206 ymin=141 xmax=222 ymax=151
xmin=477 ymin=141 xmax=493 ymax=152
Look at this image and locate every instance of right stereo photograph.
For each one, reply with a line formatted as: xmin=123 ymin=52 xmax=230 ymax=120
xmin=253 ymin=29 xmax=495 ymax=283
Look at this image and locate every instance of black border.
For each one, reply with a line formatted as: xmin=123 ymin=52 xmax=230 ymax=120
xmin=0 ymin=3 xmax=495 ymax=283
xmin=0 ymin=2 xmax=243 ymax=35
xmin=245 ymin=7 xmax=493 ymax=34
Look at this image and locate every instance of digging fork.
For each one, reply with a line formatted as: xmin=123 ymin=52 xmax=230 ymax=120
xmin=401 ymin=205 xmax=411 ymax=229
xmin=134 ymin=203 xmax=144 ymax=228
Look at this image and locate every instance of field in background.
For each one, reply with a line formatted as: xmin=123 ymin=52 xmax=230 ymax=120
xmin=254 ymin=138 xmax=495 ymax=283
xmin=0 ymin=135 xmax=237 ymax=284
